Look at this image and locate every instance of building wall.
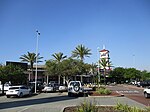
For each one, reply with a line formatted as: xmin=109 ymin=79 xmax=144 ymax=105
xmin=100 ymin=49 xmax=110 ymax=70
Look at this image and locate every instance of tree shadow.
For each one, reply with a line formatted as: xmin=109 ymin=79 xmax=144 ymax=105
xmin=0 ymin=95 xmax=77 ymax=110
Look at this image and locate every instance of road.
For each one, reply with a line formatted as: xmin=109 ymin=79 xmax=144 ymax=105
xmin=0 ymin=85 xmax=147 ymax=112
xmin=106 ymin=84 xmax=150 ymax=106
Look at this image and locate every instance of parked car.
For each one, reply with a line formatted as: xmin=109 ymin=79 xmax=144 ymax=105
xmin=130 ymin=80 xmax=137 ymax=85
xmin=6 ymin=85 xmax=32 ymax=98
xmin=49 ymin=81 xmax=56 ymax=84
xmin=68 ymin=81 xmax=84 ymax=96
xmin=0 ymin=82 xmax=12 ymax=91
xmin=53 ymin=83 xmax=60 ymax=91
xmin=139 ymin=80 xmax=150 ymax=87
xmin=59 ymin=84 xmax=67 ymax=92
xmin=28 ymin=81 xmax=44 ymax=92
xmin=144 ymin=87 xmax=150 ymax=98
xmin=42 ymin=84 xmax=56 ymax=92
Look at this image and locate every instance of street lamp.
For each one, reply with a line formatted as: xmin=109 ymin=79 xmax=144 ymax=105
xmin=35 ymin=30 xmax=40 ymax=93
xmin=97 ymin=47 xmax=100 ymax=83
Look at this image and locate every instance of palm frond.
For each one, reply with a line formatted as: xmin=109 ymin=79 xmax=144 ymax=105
xmin=72 ymin=44 xmax=91 ymax=61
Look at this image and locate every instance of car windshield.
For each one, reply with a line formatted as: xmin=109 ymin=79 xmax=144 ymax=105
xmin=70 ymin=82 xmax=80 ymax=86
xmin=48 ymin=84 xmax=53 ymax=87
xmin=9 ymin=87 xmax=19 ymax=90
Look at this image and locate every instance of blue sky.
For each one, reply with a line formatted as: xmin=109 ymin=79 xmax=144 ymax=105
xmin=0 ymin=0 xmax=150 ymax=71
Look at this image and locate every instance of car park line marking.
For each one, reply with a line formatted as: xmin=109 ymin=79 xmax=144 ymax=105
xmin=116 ymin=90 xmax=139 ymax=93
xmin=17 ymin=107 xmax=29 ymax=112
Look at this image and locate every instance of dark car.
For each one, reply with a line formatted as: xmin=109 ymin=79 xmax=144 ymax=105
xmin=139 ymin=80 xmax=150 ymax=87
xmin=28 ymin=81 xmax=44 ymax=93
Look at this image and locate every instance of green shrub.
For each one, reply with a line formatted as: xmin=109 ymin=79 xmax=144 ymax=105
xmin=98 ymin=86 xmax=106 ymax=89
xmin=76 ymin=100 xmax=98 ymax=112
xmin=64 ymin=102 xmax=150 ymax=112
xmin=114 ymin=102 xmax=146 ymax=112
xmin=145 ymin=106 xmax=150 ymax=112
xmin=96 ymin=88 xmax=111 ymax=95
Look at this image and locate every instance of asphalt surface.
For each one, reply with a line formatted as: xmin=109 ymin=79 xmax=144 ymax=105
xmin=0 ymin=88 xmax=146 ymax=112
xmin=106 ymin=84 xmax=150 ymax=106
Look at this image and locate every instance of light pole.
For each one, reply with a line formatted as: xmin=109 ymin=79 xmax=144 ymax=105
xmin=97 ymin=47 xmax=100 ymax=83
xmin=35 ymin=30 xmax=40 ymax=93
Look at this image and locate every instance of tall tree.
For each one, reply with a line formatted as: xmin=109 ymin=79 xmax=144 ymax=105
xmin=0 ymin=64 xmax=25 ymax=94
xmin=99 ymin=58 xmax=110 ymax=85
xmin=72 ymin=44 xmax=91 ymax=61
xmin=72 ymin=44 xmax=91 ymax=82
xmin=141 ymin=70 xmax=150 ymax=81
xmin=52 ymin=52 xmax=67 ymax=62
xmin=124 ymin=68 xmax=141 ymax=81
xmin=20 ymin=52 xmax=43 ymax=80
xmin=109 ymin=67 xmax=125 ymax=83
xmin=52 ymin=52 xmax=67 ymax=84
xmin=90 ymin=63 xmax=97 ymax=75
xmin=45 ymin=59 xmax=58 ymax=76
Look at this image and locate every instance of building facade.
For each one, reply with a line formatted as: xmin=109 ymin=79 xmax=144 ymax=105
xmin=99 ymin=47 xmax=111 ymax=74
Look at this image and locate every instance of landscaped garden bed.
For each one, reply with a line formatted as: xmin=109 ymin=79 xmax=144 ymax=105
xmin=89 ymin=91 xmax=121 ymax=97
xmin=63 ymin=102 xmax=150 ymax=112
xmin=88 ymin=86 xmax=122 ymax=97
xmin=63 ymin=106 xmax=120 ymax=112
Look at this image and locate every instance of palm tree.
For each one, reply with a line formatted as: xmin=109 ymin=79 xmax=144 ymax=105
xmin=72 ymin=44 xmax=91 ymax=82
xmin=99 ymin=58 xmax=111 ymax=85
xmin=20 ymin=52 xmax=43 ymax=81
xmin=52 ymin=52 xmax=67 ymax=62
xmin=52 ymin=52 xmax=67 ymax=84
xmin=72 ymin=44 xmax=91 ymax=62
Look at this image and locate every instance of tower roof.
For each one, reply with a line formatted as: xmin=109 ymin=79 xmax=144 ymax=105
xmin=100 ymin=49 xmax=109 ymax=52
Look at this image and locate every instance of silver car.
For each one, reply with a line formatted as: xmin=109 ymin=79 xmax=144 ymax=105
xmin=6 ymin=85 xmax=31 ymax=98
xmin=59 ymin=85 xmax=67 ymax=92
xmin=42 ymin=84 xmax=56 ymax=92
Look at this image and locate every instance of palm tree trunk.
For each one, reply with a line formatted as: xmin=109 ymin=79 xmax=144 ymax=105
xmin=63 ymin=76 xmax=65 ymax=85
xmin=47 ymin=75 xmax=49 ymax=84
xmin=80 ymin=75 xmax=83 ymax=82
xmin=28 ymin=70 xmax=31 ymax=81
xmin=31 ymin=62 xmax=34 ymax=81
xmin=2 ymin=83 xmax=4 ymax=95
xmin=104 ymin=69 xmax=106 ymax=85
xmin=58 ymin=75 xmax=60 ymax=84
xmin=74 ymin=76 xmax=77 ymax=81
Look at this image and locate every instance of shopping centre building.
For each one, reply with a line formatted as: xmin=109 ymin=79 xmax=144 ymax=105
xmin=6 ymin=47 xmax=111 ymax=84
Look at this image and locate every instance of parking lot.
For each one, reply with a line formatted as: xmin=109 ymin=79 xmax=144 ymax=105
xmin=106 ymin=84 xmax=150 ymax=106
xmin=0 ymin=89 xmax=146 ymax=112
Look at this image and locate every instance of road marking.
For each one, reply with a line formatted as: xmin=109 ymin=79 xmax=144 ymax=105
xmin=116 ymin=90 xmax=139 ymax=93
xmin=17 ymin=107 xmax=29 ymax=112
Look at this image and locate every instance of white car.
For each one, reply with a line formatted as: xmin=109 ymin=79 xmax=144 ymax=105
xmin=0 ymin=83 xmax=12 ymax=91
xmin=6 ymin=85 xmax=31 ymax=98
xmin=42 ymin=84 xmax=56 ymax=92
xmin=144 ymin=87 xmax=150 ymax=98
xmin=68 ymin=81 xmax=84 ymax=96
xmin=59 ymin=85 xmax=67 ymax=92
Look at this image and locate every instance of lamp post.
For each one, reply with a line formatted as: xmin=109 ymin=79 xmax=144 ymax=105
xmin=97 ymin=47 xmax=100 ymax=83
xmin=35 ymin=30 xmax=40 ymax=93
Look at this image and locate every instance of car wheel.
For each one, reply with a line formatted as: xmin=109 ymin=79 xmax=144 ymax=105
xmin=19 ymin=92 xmax=23 ymax=98
xmin=29 ymin=91 xmax=32 ymax=96
xmin=59 ymin=91 xmax=63 ymax=93
xmin=6 ymin=95 xmax=10 ymax=98
xmin=144 ymin=92 xmax=149 ymax=98
xmin=83 ymin=93 xmax=88 ymax=97
xmin=68 ymin=92 xmax=72 ymax=97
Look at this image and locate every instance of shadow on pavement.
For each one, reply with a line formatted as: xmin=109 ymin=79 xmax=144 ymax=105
xmin=0 ymin=95 xmax=77 ymax=110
